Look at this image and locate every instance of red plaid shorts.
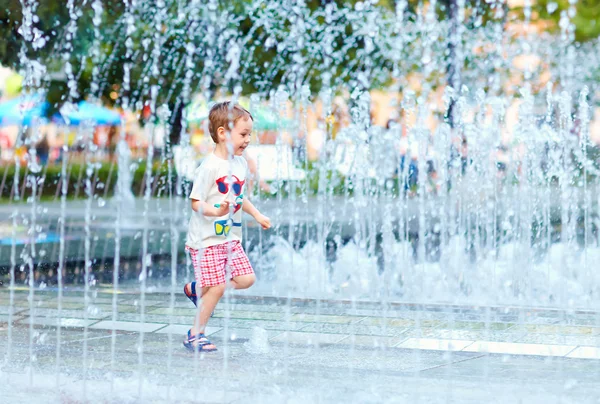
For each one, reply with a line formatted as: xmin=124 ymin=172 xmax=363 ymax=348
xmin=185 ymin=240 xmax=254 ymax=287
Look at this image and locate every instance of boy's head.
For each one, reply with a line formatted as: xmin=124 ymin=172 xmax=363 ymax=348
xmin=208 ymin=101 xmax=254 ymax=156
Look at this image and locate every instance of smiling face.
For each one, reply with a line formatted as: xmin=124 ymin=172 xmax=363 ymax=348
xmin=208 ymin=102 xmax=254 ymax=157
xmin=217 ymin=116 xmax=253 ymax=156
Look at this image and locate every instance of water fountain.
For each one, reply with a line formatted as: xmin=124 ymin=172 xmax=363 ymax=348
xmin=1 ymin=0 xmax=600 ymax=401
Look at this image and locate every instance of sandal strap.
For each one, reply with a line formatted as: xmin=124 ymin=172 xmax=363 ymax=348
xmin=187 ymin=330 xmax=212 ymax=344
xmin=185 ymin=330 xmax=216 ymax=349
xmin=185 ymin=282 xmax=197 ymax=297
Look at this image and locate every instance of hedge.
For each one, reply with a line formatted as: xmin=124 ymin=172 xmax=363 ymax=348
xmin=0 ymin=159 xmax=361 ymax=202
xmin=0 ymin=160 xmax=181 ymax=202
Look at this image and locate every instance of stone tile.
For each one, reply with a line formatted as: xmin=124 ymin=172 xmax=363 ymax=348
xmin=0 ymin=299 xmax=49 ymax=308
xmin=297 ymin=322 xmax=410 ymax=337
xmin=0 ymin=306 xmax=28 ymax=315
xmin=270 ymin=331 xmax=348 ymax=346
xmin=127 ymin=299 xmax=171 ymax=307
xmin=289 ymin=313 xmax=364 ymax=324
xmin=227 ymin=303 xmax=286 ymax=313
xmin=212 ymin=310 xmax=285 ymax=321
xmin=91 ymin=303 xmax=141 ymax=314
xmin=209 ymin=318 xmax=309 ymax=331
xmin=20 ymin=308 xmax=107 ymax=320
xmin=451 ymin=321 xmax=515 ymax=331
xmin=292 ymin=307 xmax=385 ymax=317
xmin=463 ymin=341 xmax=576 ymax=357
xmin=115 ymin=313 xmax=195 ymax=324
xmin=341 ymin=335 xmax=405 ymax=349
xmin=397 ymin=338 xmax=474 ymax=352
xmin=155 ymin=324 xmax=221 ymax=336
xmin=410 ymin=329 xmax=486 ymax=341
xmin=565 ymin=346 xmax=600 ymax=359
xmin=15 ymin=316 xmax=97 ymax=328
xmin=55 ymin=295 xmax=134 ymax=305
xmin=357 ymin=317 xmax=416 ymax=328
xmin=0 ymin=314 xmax=24 ymax=326
xmin=209 ymin=327 xmax=283 ymax=343
xmin=417 ymin=319 xmax=448 ymax=328
xmin=90 ymin=320 xmax=166 ymax=333
xmin=517 ymin=334 xmax=600 ymax=347
xmin=148 ymin=307 xmax=200 ymax=316
xmin=524 ymin=324 xmax=600 ymax=336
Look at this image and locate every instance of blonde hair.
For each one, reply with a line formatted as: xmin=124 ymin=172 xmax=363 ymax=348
xmin=208 ymin=101 xmax=253 ymax=143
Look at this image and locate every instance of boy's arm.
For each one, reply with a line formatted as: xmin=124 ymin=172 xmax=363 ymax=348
xmin=241 ymin=198 xmax=261 ymax=219
xmin=191 ymin=199 xmax=219 ymax=216
xmin=243 ymin=199 xmax=271 ymax=229
xmin=189 ymin=164 xmax=225 ymax=217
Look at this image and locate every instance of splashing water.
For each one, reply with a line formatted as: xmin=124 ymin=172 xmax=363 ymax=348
xmin=1 ymin=0 xmax=600 ymax=401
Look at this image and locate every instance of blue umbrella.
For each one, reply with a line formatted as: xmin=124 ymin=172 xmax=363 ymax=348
xmin=58 ymin=101 xmax=122 ymax=126
xmin=0 ymin=95 xmax=47 ymax=126
xmin=0 ymin=96 xmax=122 ymax=126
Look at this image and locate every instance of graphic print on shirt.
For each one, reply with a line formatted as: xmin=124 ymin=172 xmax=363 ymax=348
xmin=214 ymin=219 xmax=242 ymax=237
xmin=216 ymin=175 xmax=245 ymax=195
xmin=214 ymin=175 xmax=245 ymax=236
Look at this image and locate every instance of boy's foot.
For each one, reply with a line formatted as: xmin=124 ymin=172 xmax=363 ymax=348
xmin=184 ymin=282 xmax=198 ymax=307
xmin=183 ymin=330 xmax=217 ymax=352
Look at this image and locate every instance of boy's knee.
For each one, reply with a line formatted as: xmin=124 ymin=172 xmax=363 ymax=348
xmin=205 ymin=283 xmax=226 ymax=298
xmin=214 ymin=283 xmax=226 ymax=296
xmin=245 ymin=274 xmax=256 ymax=288
xmin=234 ymin=274 xmax=255 ymax=289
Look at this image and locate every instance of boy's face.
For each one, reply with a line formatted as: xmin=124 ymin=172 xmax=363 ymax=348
xmin=218 ymin=117 xmax=253 ymax=156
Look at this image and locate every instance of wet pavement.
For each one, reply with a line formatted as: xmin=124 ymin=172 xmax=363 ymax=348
xmin=1 ymin=286 xmax=600 ymax=403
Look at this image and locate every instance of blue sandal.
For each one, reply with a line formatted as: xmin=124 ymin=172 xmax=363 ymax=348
xmin=183 ymin=329 xmax=217 ymax=352
xmin=184 ymin=282 xmax=198 ymax=307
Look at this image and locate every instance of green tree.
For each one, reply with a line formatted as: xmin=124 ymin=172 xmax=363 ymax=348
xmin=534 ymin=0 xmax=600 ymax=42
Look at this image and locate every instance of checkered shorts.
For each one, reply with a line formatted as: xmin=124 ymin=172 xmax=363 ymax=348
xmin=185 ymin=241 xmax=254 ymax=287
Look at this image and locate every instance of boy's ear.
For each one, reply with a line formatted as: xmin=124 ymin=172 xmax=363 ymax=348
xmin=217 ymin=126 xmax=226 ymax=141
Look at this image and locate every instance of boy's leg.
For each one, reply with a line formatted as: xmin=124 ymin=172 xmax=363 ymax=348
xmin=230 ymin=274 xmax=255 ymax=290
xmin=191 ymin=284 xmax=225 ymax=337
xmin=185 ymin=245 xmax=224 ymax=349
xmin=228 ymin=241 xmax=255 ymax=290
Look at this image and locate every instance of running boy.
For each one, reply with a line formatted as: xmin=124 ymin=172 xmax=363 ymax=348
xmin=183 ymin=101 xmax=271 ymax=352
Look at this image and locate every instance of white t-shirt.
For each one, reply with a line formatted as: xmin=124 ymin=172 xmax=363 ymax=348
xmin=186 ymin=153 xmax=248 ymax=249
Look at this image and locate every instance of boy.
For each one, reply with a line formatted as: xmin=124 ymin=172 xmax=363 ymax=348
xmin=183 ymin=101 xmax=271 ymax=352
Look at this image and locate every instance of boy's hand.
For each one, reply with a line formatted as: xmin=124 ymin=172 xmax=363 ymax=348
xmin=213 ymin=201 xmax=230 ymax=217
xmin=256 ymin=214 xmax=271 ymax=230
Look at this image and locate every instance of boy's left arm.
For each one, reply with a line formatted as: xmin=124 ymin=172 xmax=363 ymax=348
xmin=242 ymin=199 xmax=271 ymax=230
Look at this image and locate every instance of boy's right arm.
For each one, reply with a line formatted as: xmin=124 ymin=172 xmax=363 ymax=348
xmin=189 ymin=165 xmax=214 ymax=216
xmin=191 ymin=199 xmax=229 ymax=216
xmin=189 ymin=164 xmax=230 ymax=217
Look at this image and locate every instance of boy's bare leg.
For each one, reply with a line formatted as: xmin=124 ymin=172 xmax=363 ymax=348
xmin=229 ymin=274 xmax=255 ymax=290
xmin=190 ymin=284 xmax=225 ymax=339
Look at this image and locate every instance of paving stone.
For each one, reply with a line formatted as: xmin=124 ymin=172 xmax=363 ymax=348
xmin=19 ymin=308 xmax=108 ymax=320
xmin=297 ymin=322 xmax=410 ymax=337
xmin=155 ymin=324 xmax=221 ymax=336
xmin=89 ymin=320 xmax=166 ymax=333
xmin=209 ymin=327 xmax=283 ymax=343
xmin=397 ymin=338 xmax=474 ymax=351
xmin=15 ymin=316 xmax=97 ymax=328
xmin=289 ymin=313 xmax=364 ymax=324
xmin=211 ymin=310 xmax=285 ymax=321
xmin=340 ymin=335 xmax=405 ymax=349
xmin=463 ymin=341 xmax=576 ymax=357
xmin=566 ymin=346 xmax=600 ymax=359
xmin=357 ymin=317 xmax=416 ymax=328
xmin=270 ymin=331 xmax=348 ymax=346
